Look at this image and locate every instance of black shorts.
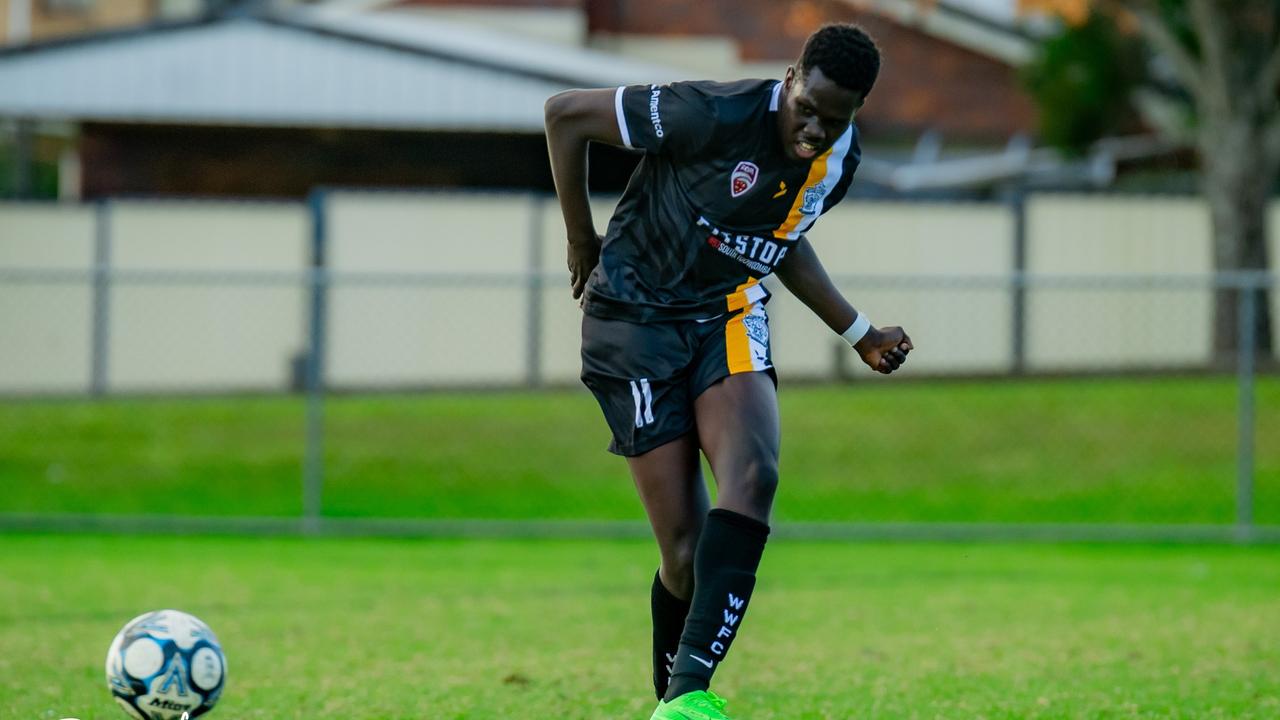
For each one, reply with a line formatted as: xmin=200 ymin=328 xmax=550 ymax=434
xmin=581 ymin=304 xmax=776 ymax=456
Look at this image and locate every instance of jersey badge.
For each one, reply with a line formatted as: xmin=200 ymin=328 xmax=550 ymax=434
xmin=730 ymin=161 xmax=760 ymax=198
xmin=772 ymin=181 xmax=787 ymax=199
xmin=801 ymin=183 xmax=827 ymax=214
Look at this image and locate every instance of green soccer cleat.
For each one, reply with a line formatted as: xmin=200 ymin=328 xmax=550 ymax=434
xmin=649 ymin=690 xmax=734 ymax=720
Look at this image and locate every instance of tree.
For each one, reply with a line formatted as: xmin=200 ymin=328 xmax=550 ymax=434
xmin=1022 ymin=11 xmax=1145 ymax=154
xmin=1024 ymin=0 xmax=1277 ymax=359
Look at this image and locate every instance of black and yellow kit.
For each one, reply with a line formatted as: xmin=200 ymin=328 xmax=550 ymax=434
xmin=581 ymin=79 xmax=861 ymax=455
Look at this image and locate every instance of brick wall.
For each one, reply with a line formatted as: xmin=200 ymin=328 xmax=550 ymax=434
xmin=586 ymin=0 xmax=1037 ymax=142
xmin=0 ymin=0 xmax=157 ymax=44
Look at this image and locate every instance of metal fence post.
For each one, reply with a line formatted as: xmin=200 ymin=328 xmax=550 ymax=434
xmin=526 ymin=195 xmax=545 ymax=387
xmin=11 ymin=118 xmax=34 ymax=198
xmin=1235 ymin=275 xmax=1258 ymax=541
xmin=90 ymin=199 xmax=111 ymax=396
xmin=302 ymin=189 xmax=329 ymax=535
xmin=1010 ymin=188 xmax=1027 ymax=375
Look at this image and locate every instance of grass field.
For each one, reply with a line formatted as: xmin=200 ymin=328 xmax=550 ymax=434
xmin=2 ymin=535 xmax=1277 ymax=719
xmin=2 ymin=377 xmax=1278 ymax=524
xmin=4 ymin=378 xmax=1277 ymax=717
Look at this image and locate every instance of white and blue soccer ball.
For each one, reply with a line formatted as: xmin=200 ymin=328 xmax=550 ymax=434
xmin=105 ymin=609 xmax=226 ymax=720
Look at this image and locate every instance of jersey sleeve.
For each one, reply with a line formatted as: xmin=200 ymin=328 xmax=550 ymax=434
xmin=614 ymin=82 xmax=718 ymax=159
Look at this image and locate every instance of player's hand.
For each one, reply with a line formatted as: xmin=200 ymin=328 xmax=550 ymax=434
xmin=854 ymin=326 xmax=913 ymax=374
xmin=568 ymin=233 xmax=602 ymax=301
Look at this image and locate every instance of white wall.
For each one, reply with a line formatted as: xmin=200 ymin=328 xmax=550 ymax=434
xmin=1 ymin=193 xmax=1277 ymax=394
xmin=784 ymin=200 xmax=1015 ymax=379
xmin=0 ymin=203 xmax=95 ymax=393
xmin=1025 ymin=195 xmax=1214 ymax=370
xmin=325 ymin=192 xmax=532 ymax=388
xmin=106 ymin=200 xmax=307 ymax=392
xmin=538 ymin=195 xmax=620 ymax=385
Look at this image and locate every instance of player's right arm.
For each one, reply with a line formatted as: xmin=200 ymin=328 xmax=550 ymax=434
xmin=544 ymin=89 xmax=624 ymax=300
xmin=776 ymin=236 xmax=912 ymax=374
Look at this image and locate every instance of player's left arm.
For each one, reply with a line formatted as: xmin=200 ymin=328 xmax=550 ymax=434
xmin=544 ymin=88 xmax=624 ymax=299
xmin=774 ymin=237 xmax=913 ymax=374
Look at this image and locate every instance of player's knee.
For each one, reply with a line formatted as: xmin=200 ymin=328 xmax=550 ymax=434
xmin=737 ymin=455 xmax=779 ymax=507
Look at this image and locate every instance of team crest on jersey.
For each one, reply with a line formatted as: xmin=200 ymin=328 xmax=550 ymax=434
xmin=801 ymin=183 xmax=827 ymax=214
xmin=730 ymin=161 xmax=759 ymax=198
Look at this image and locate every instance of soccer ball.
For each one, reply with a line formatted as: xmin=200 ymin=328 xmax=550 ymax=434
xmin=104 ymin=609 xmax=226 ymax=720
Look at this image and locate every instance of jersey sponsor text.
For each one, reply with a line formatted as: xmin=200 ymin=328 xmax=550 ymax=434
xmin=698 ymin=216 xmax=789 ymax=275
xmin=648 ymin=85 xmax=665 ymax=138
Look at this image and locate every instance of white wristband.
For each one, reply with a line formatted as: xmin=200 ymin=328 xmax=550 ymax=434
xmin=841 ymin=314 xmax=872 ymax=347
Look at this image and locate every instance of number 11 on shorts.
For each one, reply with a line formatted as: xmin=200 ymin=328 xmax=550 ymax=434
xmin=630 ymin=378 xmax=655 ymax=428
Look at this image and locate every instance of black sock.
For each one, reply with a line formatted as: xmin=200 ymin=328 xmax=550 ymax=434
xmin=651 ymin=570 xmax=692 ymax=700
xmin=665 ymin=508 xmax=770 ymax=701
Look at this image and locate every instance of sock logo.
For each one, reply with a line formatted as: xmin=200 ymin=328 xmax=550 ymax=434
xmin=689 ymin=653 xmax=714 ymax=669
xmin=664 ymin=652 xmax=676 ymax=678
xmin=710 ymin=593 xmax=746 ymax=656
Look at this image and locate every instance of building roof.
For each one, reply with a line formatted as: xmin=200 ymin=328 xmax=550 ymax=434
xmin=0 ymin=6 xmax=685 ymax=131
xmin=846 ymin=0 xmax=1040 ymax=65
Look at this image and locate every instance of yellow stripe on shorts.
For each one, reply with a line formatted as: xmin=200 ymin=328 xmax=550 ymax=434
xmin=725 ymin=304 xmax=756 ymax=375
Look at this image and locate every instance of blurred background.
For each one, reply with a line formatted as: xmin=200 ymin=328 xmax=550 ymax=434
xmin=0 ymin=0 xmax=1276 ymax=540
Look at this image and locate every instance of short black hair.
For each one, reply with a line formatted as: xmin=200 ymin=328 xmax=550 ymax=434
xmin=799 ymin=24 xmax=881 ymax=98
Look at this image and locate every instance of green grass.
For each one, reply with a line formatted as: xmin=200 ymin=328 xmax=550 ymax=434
xmin=2 ymin=377 xmax=1278 ymax=524
xmin=1 ymin=535 xmax=1277 ymax=719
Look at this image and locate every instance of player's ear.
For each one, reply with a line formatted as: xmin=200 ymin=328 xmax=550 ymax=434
xmin=783 ymin=65 xmax=796 ymax=91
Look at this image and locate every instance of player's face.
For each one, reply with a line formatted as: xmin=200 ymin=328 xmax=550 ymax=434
xmin=778 ymin=65 xmax=864 ymax=162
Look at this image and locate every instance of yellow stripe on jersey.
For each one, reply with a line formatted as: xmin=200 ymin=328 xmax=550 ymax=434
xmin=774 ymin=147 xmax=833 ymax=239
xmin=773 ymin=127 xmax=854 ymax=240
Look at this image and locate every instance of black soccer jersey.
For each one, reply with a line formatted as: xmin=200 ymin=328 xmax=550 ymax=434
xmin=581 ymin=79 xmax=862 ymax=322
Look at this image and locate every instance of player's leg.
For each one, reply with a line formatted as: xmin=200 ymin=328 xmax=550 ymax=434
xmin=662 ymin=372 xmax=777 ymax=703
xmin=626 ymin=432 xmax=711 ymax=699
xmin=659 ymin=304 xmax=779 ymax=711
xmin=579 ymin=314 xmax=709 ymax=702
xmin=694 ymin=371 xmax=780 ymax=523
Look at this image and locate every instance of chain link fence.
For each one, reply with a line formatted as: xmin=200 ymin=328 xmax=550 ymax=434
xmin=1 ymin=192 xmax=1276 ymax=541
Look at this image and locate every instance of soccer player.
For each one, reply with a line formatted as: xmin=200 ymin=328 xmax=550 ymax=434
xmin=544 ymin=24 xmax=912 ymax=720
